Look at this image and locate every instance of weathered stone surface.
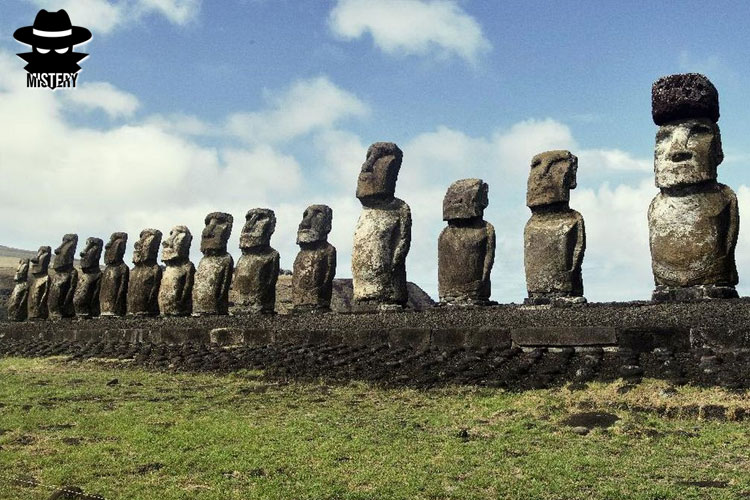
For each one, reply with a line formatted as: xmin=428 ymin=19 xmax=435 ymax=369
xmin=524 ymin=151 xmax=586 ymax=303
xmin=513 ymin=327 xmax=617 ymax=346
xmin=73 ymin=237 xmax=103 ymax=319
xmin=652 ymin=73 xmax=719 ymax=125
xmin=100 ymin=232 xmax=129 ymax=317
xmin=48 ymin=234 xmax=78 ymax=320
xmin=352 ymin=142 xmax=411 ymax=309
xmin=27 ymin=246 xmax=51 ymax=320
xmin=293 ymin=205 xmax=336 ymax=313
xmin=127 ymin=229 xmax=162 ymax=317
xmin=194 ymin=212 xmax=233 ymax=316
xmin=7 ymin=258 xmax=30 ymax=322
xmin=158 ymin=225 xmax=195 ymax=316
xmin=438 ymin=179 xmax=495 ymax=306
xmin=648 ymin=74 xmax=738 ymax=301
xmin=231 ymin=209 xmax=278 ymax=315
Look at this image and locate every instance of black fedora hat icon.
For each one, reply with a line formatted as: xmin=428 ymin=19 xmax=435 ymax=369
xmin=14 ymin=9 xmax=91 ymax=49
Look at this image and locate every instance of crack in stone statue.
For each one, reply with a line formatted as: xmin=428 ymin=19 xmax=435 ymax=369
xmin=352 ymin=142 xmax=411 ymax=311
xmin=648 ymin=73 xmax=739 ymax=301
xmin=438 ymin=179 xmax=495 ymax=306
xmin=159 ymin=225 xmax=195 ymax=317
xmin=293 ymin=204 xmax=336 ymax=313
xmin=231 ymin=209 xmax=279 ymax=315
xmin=48 ymin=234 xmax=78 ymax=319
xmin=100 ymin=232 xmax=129 ymax=317
xmin=73 ymin=237 xmax=103 ymax=319
xmin=7 ymin=258 xmax=30 ymax=322
xmin=193 ymin=212 xmax=234 ymax=316
xmin=27 ymin=246 xmax=51 ymax=320
xmin=524 ymin=150 xmax=586 ymax=306
xmin=127 ymin=228 xmax=163 ymax=317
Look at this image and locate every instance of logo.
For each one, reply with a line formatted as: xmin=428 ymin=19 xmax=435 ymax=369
xmin=13 ymin=9 xmax=92 ymax=90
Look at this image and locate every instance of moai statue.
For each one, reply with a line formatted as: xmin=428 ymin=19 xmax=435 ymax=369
xmin=352 ymin=142 xmax=412 ymax=311
xmin=127 ymin=229 xmax=163 ymax=316
xmin=292 ymin=204 xmax=336 ymax=313
xmin=193 ymin=212 xmax=234 ymax=315
xmin=100 ymin=232 xmax=129 ymax=317
xmin=73 ymin=237 xmax=103 ymax=319
xmin=231 ymin=209 xmax=279 ymax=315
xmin=48 ymin=234 xmax=78 ymax=319
xmin=158 ymin=225 xmax=195 ymax=316
xmin=438 ymin=179 xmax=495 ymax=306
xmin=524 ymin=150 xmax=586 ymax=305
xmin=7 ymin=259 xmax=30 ymax=322
xmin=27 ymin=246 xmax=51 ymax=320
xmin=649 ymin=73 xmax=738 ymax=301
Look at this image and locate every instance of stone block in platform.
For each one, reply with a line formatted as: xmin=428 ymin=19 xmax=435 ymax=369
xmin=512 ymin=326 xmax=617 ymax=346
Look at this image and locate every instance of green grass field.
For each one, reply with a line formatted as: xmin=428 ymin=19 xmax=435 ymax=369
xmin=0 ymin=357 xmax=748 ymax=499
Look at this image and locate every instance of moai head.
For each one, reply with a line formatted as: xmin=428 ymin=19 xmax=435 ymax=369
xmin=297 ymin=204 xmax=333 ymax=245
xmin=356 ymin=142 xmax=403 ymax=204
xmin=201 ymin=212 xmax=233 ymax=255
xmin=652 ymin=73 xmax=723 ymax=189
xmin=14 ymin=258 xmax=29 ymax=283
xmin=104 ymin=232 xmax=128 ymax=265
xmin=52 ymin=233 xmax=78 ymax=271
xmin=162 ymin=225 xmax=192 ymax=263
xmin=240 ymin=208 xmax=276 ymax=250
xmin=443 ymin=179 xmax=488 ymax=222
xmin=133 ymin=228 xmax=162 ymax=265
xmin=30 ymin=246 xmax=51 ymax=275
xmin=79 ymin=237 xmax=103 ymax=271
xmin=526 ymin=150 xmax=578 ymax=209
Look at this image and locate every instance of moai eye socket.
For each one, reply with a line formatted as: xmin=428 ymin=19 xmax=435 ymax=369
xmin=36 ymin=47 xmax=50 ymax=54
xmin=55 ymin=47 xmax=69 ymax=54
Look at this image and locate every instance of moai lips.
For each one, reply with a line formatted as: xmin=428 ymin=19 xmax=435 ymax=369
xmin=127 ymin=228 xmax=163 ymax=316
xmin=648 ymin=73 xmax=738 ymax=301
xmin=352 ymin=142 xmax=412 ymax=311
xmin=48 ymin=233 xmax=78 ymax=319
xmin=231 ymin=209 xmax=279 ymax=315
xmin=523 ymin=151 xmax=586 ymax=305
xmin=193 ymin=212 xmax=233 ymax=315
xmin=73 ymin=237 xmax=103 ymax=318
xmin=438 ymin=179 xmax=495 ymax=306
xmin=293 ymin=205 xmax=336 ymax=313
xmin=100 ymin=232 xmax=129 ymax=317
xmin=159 ymin=225 xmax=195 ymax=317
xmin=7 ymin=258 xmax=30 ymax=322
xmin=27 ymin=246 xmax=51 ymax=320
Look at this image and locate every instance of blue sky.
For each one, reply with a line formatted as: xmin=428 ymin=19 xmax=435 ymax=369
xmin=2 ymin=0 xmax=750 ymax=302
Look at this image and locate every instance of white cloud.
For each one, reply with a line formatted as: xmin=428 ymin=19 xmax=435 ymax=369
xmin=27 ymin=0 xmax=200 ymax=34
xmin=329 ymin=0 xmax=491 ymax=63
xmin=227 ymin=76 xmax=369 ymax=144
xmin=63 ymin=82 xmax=140 ymax=119
xmin=577 ymin=149 xmax=651 ymax=172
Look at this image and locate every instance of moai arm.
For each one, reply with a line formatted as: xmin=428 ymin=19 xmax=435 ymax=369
xmin=117 ymin=271 xmax=129 ymax=309
xmin=571 ymin=213 xmax=586 ymax=273
xmin=483 ymin=222 xmax=496 ymax=285
xmin=325 ymin=246 xmax=337 ymax=286
xmin=393 ymin=203 xmax=412 ymax=268
xmin=149 ymin=267 xmax=163 ymax=311
xmin=218 ymin=258 xmax=234 ymax=302
xmin=184 ymin=264 xmax=195 ymax=305
xmin=65 ymin=269 xmax=78 ymax=310
xmin=271 ymin=252 xmax=280 ymax=286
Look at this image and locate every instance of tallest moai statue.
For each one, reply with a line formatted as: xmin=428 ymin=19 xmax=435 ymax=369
xmin=649 ymin=73 xmax=739 ymax=301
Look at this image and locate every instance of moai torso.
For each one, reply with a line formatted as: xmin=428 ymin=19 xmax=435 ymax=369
xmin=74 ymin=237 xmax=103 ymax=319
xmin=48 ymin=234 xmax=78 ymax=320
xmin=193 ymin=212 xmax=234 ymax=315
xmin=523 ymin=150 xmax=586 ymax=303
xmin=648 ymin=73 xmax=738 ymax=300
xmin=648 ymin=184 xmax=737 ymax=287
xmin=158 ymin=225 xmax=195 ymax=316
xmin=100 ymin=233 xmax=129 ymax=317
xmin=231 ymin=208 xmax=279 ymax=314
xmin=27 ymin=246 xmax=51 ymax=321
xmin=352 ymin=199 xmax=411 ymax=305
xmin=293 ymin=204 xmax=336 ymax=312
xmin=127 ymin=229 xmax=163 ymax=316
xmin=524 ymin=210 xmax=585 ymax=296
xmin=7 ymin=259 xmax=30 ymax=322
xmin=438 ymin=178 xmax=495 ymax=305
